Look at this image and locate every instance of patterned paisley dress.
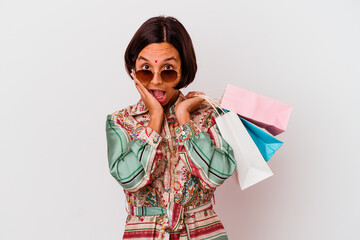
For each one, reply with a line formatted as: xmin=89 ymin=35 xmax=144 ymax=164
xmin=105 ymin=91 xmax=236 ymax=240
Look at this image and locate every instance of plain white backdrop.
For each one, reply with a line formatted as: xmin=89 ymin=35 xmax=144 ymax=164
xmin=1 ymin=0 xmax=359 ymax=239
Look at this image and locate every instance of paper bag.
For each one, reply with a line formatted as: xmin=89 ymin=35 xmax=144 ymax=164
xmin=216 ymin=111 xmax=274 ymax=189
xmin=220 ymin=84 xmax=293 ymax=136
xmin=223 ymin=109 xmax=283 ymax=162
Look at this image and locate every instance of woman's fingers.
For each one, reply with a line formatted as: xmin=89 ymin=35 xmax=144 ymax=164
xmin=133 ymin=77 xmax=145 ymax=98
xmin=131 ymin=70 xmax=154 ymax=100
xmin=186 ymin=92 xmax=205 ymax=107
xmin=185 ymin=92 xmax=194 ymax=98
xmin=186 ymin=91 xmax=205 ymax=99
xmin=176 ymin=92 xmax=205 ymax=114
xmin=131 ymin=70 xmax=148 ymax=99
xmin=131 ymin=69 xmax=163 ymax=115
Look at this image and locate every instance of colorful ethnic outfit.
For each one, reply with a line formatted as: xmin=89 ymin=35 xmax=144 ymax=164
xmin=105 ymin=91 xmax=237 ymax=240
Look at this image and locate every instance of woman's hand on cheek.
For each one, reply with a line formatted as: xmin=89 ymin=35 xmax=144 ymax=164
xmin=131 ymin=70 xmax=164 ymax=117
xmin=175 ymin=91 xmax=205 ymax=125
xmin=131 ymin=70 xmax=164 ymax=134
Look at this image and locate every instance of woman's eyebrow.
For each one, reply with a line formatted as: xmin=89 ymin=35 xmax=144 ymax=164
xmin=162 ymin=57 xmax=177 ymax=62
xmin=138 ymin=56 xmax=148 ymax=62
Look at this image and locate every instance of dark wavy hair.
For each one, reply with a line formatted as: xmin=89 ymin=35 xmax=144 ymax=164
xmin=124 ymin=16 xmax=197 ymax=90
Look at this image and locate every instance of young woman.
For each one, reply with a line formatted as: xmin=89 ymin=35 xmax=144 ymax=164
xmin=105 ymin=16 xmax=237 ymax=240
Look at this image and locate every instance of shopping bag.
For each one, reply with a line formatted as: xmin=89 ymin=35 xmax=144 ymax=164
xmin=195 ymin=94 xmax=274 ymax=190
xmin=223 ymin=109 xmax=283 ymax=162
xmin=220 ymin=84 xmax=293 ymax=136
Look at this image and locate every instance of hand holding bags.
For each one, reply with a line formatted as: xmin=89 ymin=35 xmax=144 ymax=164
xmin=194 ymin=94 xmax=273 ymax=190
xmin=220 ymin=84 xmax=293 ymax=136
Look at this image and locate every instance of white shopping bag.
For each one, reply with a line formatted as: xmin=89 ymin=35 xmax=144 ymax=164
xmin=195 ymin=93 xmax=273 ymax=190
xmin=215 ymin=110 xmax=273 ymax=190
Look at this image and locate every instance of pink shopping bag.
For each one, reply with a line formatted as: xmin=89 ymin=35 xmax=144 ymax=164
xmin=220 ymin=84 xmax=293 ymax=136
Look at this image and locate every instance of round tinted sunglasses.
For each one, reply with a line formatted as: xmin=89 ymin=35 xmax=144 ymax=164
xmin=135 ymin=69 xmax=180 ymax=83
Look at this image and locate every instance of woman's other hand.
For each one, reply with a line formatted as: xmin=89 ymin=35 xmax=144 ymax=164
xmin=175 ymin=91 xmax=205 ymax=125
xmin=131 ymin=70 xmax=164 ymax=134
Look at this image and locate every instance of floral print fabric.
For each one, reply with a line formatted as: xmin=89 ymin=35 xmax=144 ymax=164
xmin=105 ymin=91 xmax=236 ymax=239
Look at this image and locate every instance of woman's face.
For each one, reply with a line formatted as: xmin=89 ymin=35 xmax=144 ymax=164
xmin=134 ymin=42 xmax=182 ymax=109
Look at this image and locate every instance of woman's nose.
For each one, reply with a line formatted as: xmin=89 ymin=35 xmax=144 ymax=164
xmin=151 ymin=72 xmax=163 ymax=84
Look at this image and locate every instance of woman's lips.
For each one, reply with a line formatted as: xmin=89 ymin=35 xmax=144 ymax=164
xmin=150 ymin=89 xmax=167 ymax=103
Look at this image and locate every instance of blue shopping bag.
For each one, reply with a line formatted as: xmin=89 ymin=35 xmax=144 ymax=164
xmin=223 ymin=109 xmax=283 ymax=162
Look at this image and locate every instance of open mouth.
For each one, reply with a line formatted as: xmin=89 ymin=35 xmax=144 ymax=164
xmin=150 ymin=89 xmax=167 ymax=103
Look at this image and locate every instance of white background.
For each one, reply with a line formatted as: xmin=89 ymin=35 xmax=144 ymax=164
xmin=1 ymin=0 xmax=359 ymax=239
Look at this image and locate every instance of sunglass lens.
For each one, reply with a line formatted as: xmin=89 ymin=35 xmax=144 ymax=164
xmin=136 ymin=70 xmax=153 ymax=82
xmin=161 ymin=70 xmax=178 ymax=82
